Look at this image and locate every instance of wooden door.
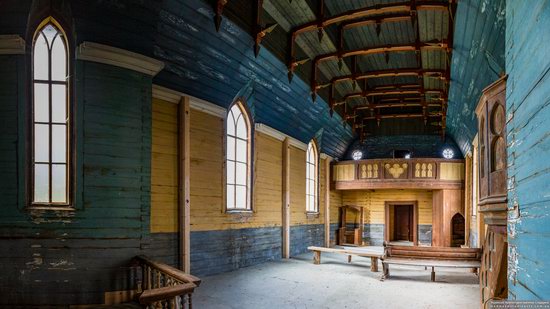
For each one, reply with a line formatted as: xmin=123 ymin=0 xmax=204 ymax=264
xmin=394 ymin=205 xmax=412 ymax=241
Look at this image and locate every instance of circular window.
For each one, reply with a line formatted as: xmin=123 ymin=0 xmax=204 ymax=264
xmin=442 ymin=148 xmax=454 ymax=159
xmin=352 ymin=150 xmax=363 ymax=160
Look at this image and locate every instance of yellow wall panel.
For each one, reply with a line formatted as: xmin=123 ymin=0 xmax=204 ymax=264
xmin=340 ymin=189 xmax=433 ymax=225
xmin=153 ymin=106 xmax=333 ymax=232
xmin=440 ymin=162 xmax=465 ymax=180
xmin=151 ymin=98 xmax=178 ymax=233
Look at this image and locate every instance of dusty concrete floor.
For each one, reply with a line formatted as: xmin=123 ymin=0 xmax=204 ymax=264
xmin=193 ymin=250 xmax=479 ymax=309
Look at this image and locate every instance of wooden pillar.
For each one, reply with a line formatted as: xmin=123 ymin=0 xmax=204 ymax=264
xmin=282 ymin=138 xmax=290 ymax=258
xmin=178 ymin=97 xmax=191 ymax=272
xmin=324 ymin=157 xmax=331 ymax=247
xmin=464 ymin=154 xmax=473 ymax=247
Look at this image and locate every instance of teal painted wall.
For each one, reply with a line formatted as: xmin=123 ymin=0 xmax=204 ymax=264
xmin=0 ymin=56 xmax=153 ymax=304
xmin=506 ymin=0 xmax=550 ymax=300
xmin=447 ymin=0 xmax=505 ymax=155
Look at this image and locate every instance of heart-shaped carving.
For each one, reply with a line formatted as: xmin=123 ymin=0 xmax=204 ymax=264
xmin=385 ymin=163 xmax=408 ymax=178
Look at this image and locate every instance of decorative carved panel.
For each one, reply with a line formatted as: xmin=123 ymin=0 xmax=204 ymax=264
xmin=359 ymin=163 xmax=379 ymax=179
xmin=384 ymin=163 xmax=408 ymax=179
xmin=414 ymin=162 xmax=435 ymax=178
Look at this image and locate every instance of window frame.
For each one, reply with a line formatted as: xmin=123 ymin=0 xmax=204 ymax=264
xmin=224 ymin=101 xmax=252 ymax=212
xmin=28 ymin=16 xmax=74 ymax=209
xmin=305 ymin=140 xmax=319 ymax=214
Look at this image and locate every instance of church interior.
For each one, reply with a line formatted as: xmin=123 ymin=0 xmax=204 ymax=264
xmin=0 ymin=0 xmax=549 ymax=308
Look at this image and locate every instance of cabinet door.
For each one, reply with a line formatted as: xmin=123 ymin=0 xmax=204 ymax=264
xmin=478 ymin=103 xmax=489 ymax=201
xmin=487 ymin=90 xmax=507 ymax=198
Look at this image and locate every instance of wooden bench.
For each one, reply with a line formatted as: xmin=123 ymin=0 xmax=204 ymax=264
xmin=307 ymin=246 xmax=382 ymax=272
xmin=381 ymin=243 xmax=481 ymax=282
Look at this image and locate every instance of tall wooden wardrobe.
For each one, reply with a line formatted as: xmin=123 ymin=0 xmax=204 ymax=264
xmin=475 ymin=76 xmax=508 ymax=306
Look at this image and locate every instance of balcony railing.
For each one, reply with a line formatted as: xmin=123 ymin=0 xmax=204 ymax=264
xmin=133 ymin=255 xmax=201 ymax=309
xmin=332 ymin=158 xmax=464 ymax=190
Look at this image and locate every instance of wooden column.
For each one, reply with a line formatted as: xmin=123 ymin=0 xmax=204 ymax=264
xmin=282 ymin=138 xmax=290 ymax=258
xmin=324 ymin=157 xmax=331 ymax=247
xmin=464 ymin=154 xmax=473 ymax=247
xmin=178 ymin=97 xmax=191 ymax=272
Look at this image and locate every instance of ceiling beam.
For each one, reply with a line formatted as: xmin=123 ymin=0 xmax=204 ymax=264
xmin=286 ymin=0 xmax=451 ymax=84
xmin=308 ymin=42 xmax=449 ymax=102
xmin=315 ymin=68 xmax=447 ymax=90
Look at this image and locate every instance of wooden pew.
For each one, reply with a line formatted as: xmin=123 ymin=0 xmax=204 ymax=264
xmin=381 ymin=243 xmax=481 ymax=282
xmin=307 ymin=246 xmax=382 ymax=272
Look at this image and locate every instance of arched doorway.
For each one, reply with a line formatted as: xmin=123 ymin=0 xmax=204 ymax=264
xmin=451 ymin=213 xmax=465 ymax=247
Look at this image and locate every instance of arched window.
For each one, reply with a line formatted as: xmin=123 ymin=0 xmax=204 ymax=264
xmin=306 ymin=140 xmax=318 ymax=212
xmin=32 ymin=18 xmax=70 ymax=205
xmin=226 ymin=102 xmax=251 ymax=210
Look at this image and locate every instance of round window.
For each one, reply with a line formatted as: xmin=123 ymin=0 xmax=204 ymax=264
xmin=442 ymin=148 xmax=454 ymax=159
xmin=352 ymin=150 xmax=363 ymax=161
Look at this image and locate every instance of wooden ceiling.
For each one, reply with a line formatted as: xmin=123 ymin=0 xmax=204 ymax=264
xmin=217 ymin=0 xmax=457 ymax=139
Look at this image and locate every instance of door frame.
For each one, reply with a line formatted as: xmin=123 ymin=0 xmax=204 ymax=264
xmin=384 ymin=201 xmax=418 ymax=245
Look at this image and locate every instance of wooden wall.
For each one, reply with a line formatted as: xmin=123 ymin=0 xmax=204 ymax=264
xmin=506 ymin=0 xmax=550 ymax=300
xmin=341 ymin=190 xmax=433 ymax=225
xmin=148 ymin=102 xmax=337 ymax=275
xmin=340 ymin=190 xmax=433 ymax=245
xmin=0 ymin=59 xmax=153 ymax=305
xmin=151 ymin=98 xmax=179 ymax=233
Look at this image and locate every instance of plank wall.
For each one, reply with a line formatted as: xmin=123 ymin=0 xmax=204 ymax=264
xmin=151 ymin=98 xmax=179 ymax=233
xmin=506 ymin=0 xmax=550 ymax=300
xmin=340 ymin=190 xmax=434 ymax=245
xmin=0 ymin=59 xmax=153 ymax=305
xmin=148 ymin=106 xmax=337 ymax=275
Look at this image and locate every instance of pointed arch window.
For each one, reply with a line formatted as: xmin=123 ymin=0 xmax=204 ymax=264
xmin=226 ymin=102 xmax=251 ymax=210
xmin=306 ymin=141 xmax=318 ymax=213
xmin=31 ymin=19 xmax=71 ymax=205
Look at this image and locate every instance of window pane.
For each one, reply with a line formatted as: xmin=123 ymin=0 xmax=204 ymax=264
xmin=34 ymin=83 xmax=49 ymax=122
xmin=235 ymin=162 xmax=247 ymax=185
xmin=52 ymin=84 xmax=67 ymax=123
xmin=306 ymin=179 xmax=310 ymax=196
xmin=34 ymin=164 xmax=49 ymax=202
xmin=236 ymin=117 xmax=247 ymax=139
xmin=309 ymin=180 xmax=315 ymax=198
xmin=230 ymin=105 xmax=241 ymax=119
xmin=227 ymin=111 xmax=235 ymax=136
xmin=35 ymin=124 xmax=49 ymax=162
xmin=52 ymin=164 xmax=67 ymax=203
xmin=226 ymin=161 xmax=235 ymax=184
xmin=236 ymin=139 xmax=247 ymax=162
xmin=51 ymin=36 xmax=67 ymax=82
xmin=52 ymin=124 xmax=66 ymax=163
xmin=235 ymin=186 xmax=247 ymax=209
xmin=226 ymin=184 xmax=235 ymax=209
xmin=34 ymin=34 xmax=49 ymax=80
xmin=226 ymin=136 xmax=235 ymax=160
xmin=42 ymin=25 xmax=58 ymax=46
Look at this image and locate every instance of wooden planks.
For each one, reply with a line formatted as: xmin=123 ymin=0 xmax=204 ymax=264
xmin=151 ymin=98 xmax=179 ymax=233
xmin=178 ymin=97 xmax=191 ymax=272
xmin=324 ymin=158 xmax=331 ymax=247
xmin=342 ymin=189 xmax=434 ymax=225
xmin=282 ymin=138 xmax=290 ymax=258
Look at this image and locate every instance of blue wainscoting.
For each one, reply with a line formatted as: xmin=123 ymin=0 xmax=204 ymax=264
xmin=290 ymin=224 xmax=325 ymax=257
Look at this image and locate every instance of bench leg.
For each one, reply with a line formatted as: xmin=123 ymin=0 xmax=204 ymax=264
xmin=370 ymin=257 xmax=378 ymax=272
xmin=348 ymin=255 xmax=352 ymax=263
xmin=380 ymin=263 xmax=389 ymax=281
xmin=313 ymin=251 xmax=321 ymax=265
xmin=431 ymin=267 xmax=435 ymax=282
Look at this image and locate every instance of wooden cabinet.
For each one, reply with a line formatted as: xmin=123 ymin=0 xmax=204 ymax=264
xmin=475 ymin=76 xmax=508 ymax=306
xmin=475 ymin=76 xmax=508 ymax=225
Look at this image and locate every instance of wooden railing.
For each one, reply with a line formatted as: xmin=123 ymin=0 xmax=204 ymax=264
xmin=133 ymin=255 xmax=201 ymax=309
xmin=332 ymin=158 xmax=465 ymax=190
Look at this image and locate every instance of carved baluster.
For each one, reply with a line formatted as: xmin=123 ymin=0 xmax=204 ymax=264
xmin=157 ymin=270 xmax=161 ymax=289
xmin=147 ymin=266 xmax=152 ymax=290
